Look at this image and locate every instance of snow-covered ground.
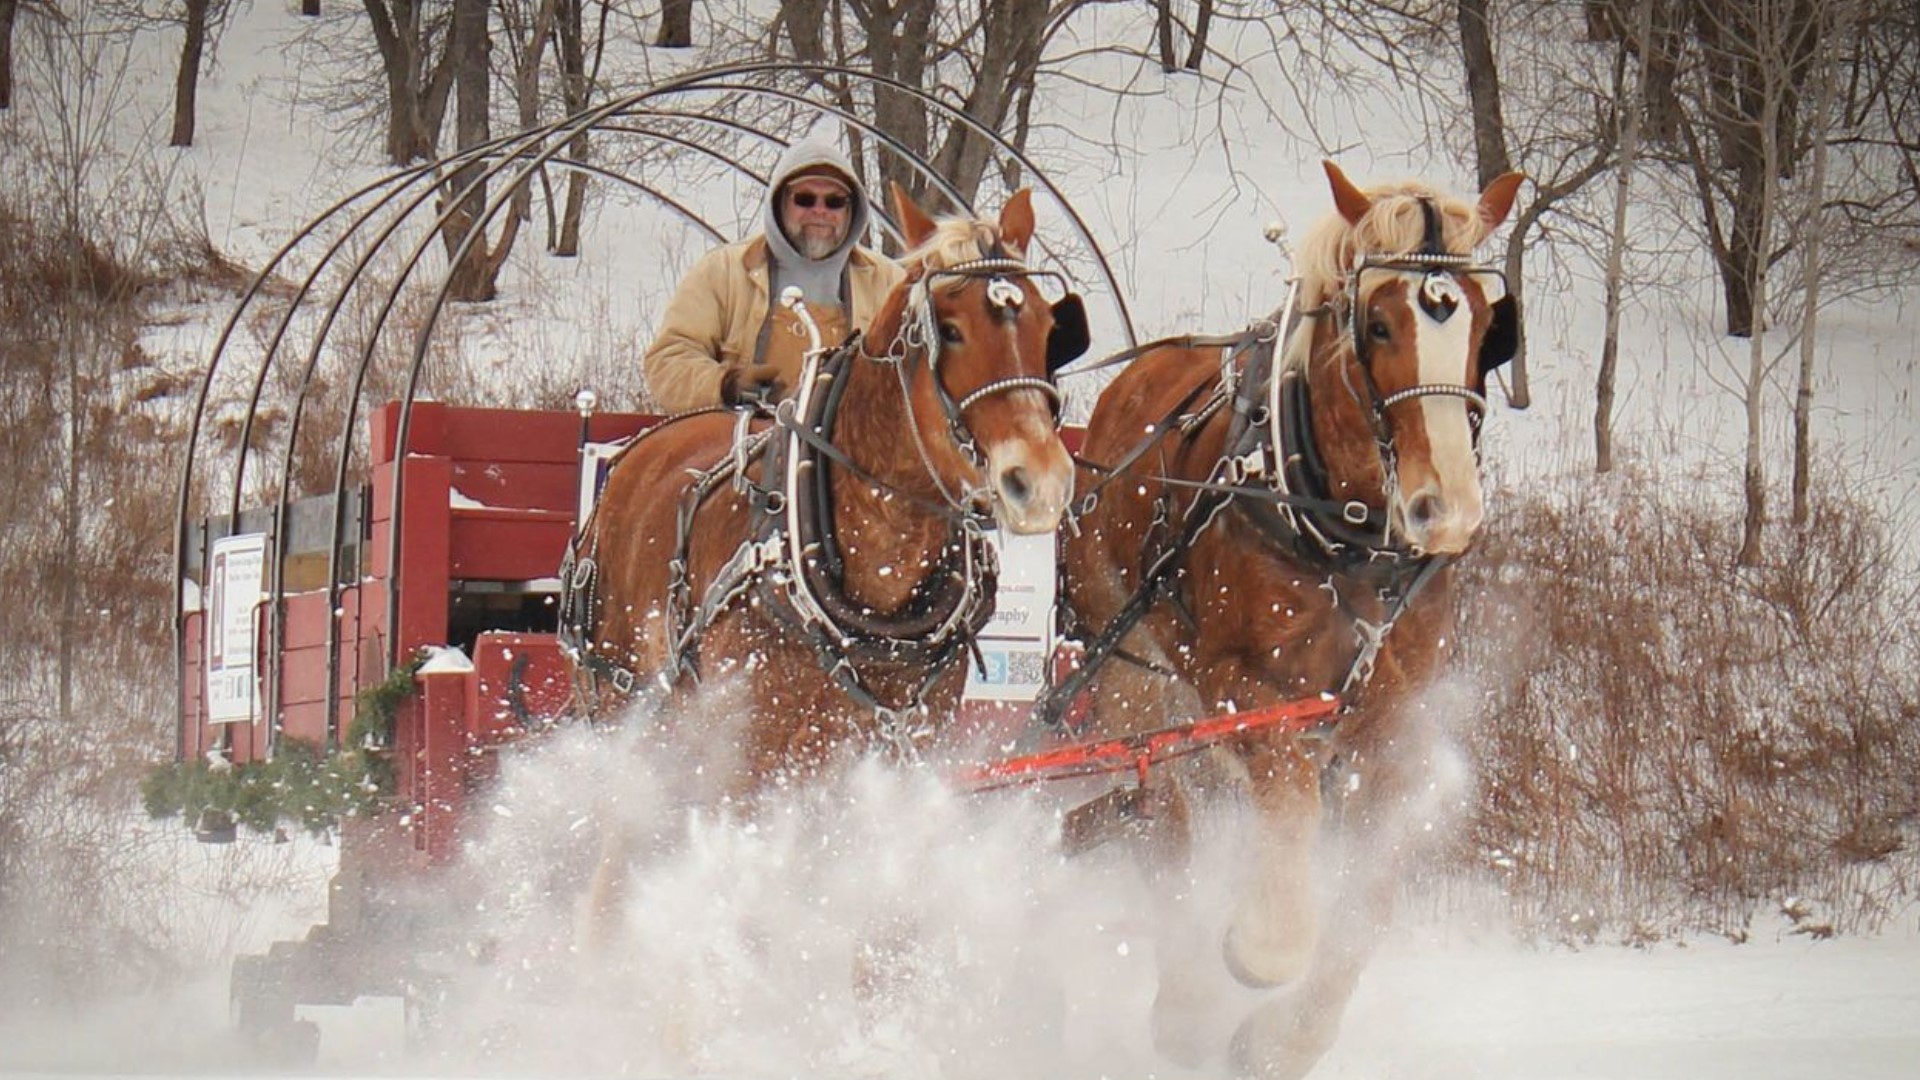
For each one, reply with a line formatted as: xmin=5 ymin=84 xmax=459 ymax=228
xmin=3 ymin=734 xmax=1918 ymax=1080
xmin=4 ymin=902 xmax=1917 ymax=1078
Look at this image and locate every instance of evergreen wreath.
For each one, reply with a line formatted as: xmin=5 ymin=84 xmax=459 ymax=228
xmin=143 ymin=651 xmax=426 ymax=836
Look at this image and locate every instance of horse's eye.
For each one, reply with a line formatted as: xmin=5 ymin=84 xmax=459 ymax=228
xmin=939 ymin=322 xmax=964 ymax=345
xmin=1367 ymin=318 xmax=1390 ymax=342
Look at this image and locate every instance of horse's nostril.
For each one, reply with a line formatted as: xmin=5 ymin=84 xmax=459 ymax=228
xmin=1408 ymin=492 xmax=1442 ymax=530
xmin=1002 ymin=465 xmax=1031 ymax=504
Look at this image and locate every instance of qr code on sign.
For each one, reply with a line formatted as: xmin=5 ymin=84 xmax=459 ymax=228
xmin=1007 ymin=650 xmax=1046 ymax=685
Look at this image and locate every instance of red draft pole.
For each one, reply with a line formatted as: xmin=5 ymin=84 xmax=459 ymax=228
xmin=956 ymin=694 xmax=1343 ymax=793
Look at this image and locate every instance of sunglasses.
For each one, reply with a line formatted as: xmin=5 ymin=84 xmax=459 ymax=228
xmin=788 ymin=190 xmax=850 ymax=210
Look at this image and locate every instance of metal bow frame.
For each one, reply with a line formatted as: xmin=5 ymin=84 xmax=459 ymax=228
xmin=170 ymin=61 xmax=1142 ymax=758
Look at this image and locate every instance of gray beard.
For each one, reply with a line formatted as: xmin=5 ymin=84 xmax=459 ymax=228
xmin=796 ymin=228 xmax=842 ymax=259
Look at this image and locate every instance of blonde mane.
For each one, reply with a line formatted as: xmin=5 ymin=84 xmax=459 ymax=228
xmin=900 ymin=217 xmax=1008 ymax=291
xmin=1281 ymin=178 xmax=1491 ymax=371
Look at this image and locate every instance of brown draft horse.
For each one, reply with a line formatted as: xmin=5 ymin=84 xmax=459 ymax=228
xmin=1059 ymin=161 xmax=1524 ymax=1078
xmin=568 ymin=185 xmax=1080 ymax=930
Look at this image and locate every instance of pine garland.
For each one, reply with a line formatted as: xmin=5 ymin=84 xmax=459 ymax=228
xmin=144 ymin=652 xmax=426 ymax=836
xmin=141 ymin=739 xmax=386 ymax=835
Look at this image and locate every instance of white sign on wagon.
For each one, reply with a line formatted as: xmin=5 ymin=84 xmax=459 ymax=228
xmin=965 ymin=529 xmax=1057 ymax=703
xmin=206 ymin=532 xmax=268 ymax=724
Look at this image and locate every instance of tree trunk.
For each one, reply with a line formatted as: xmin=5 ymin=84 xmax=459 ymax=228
xmin=1457 ymin=0 xmax=1513 ymax=188
xmin=302 ymin=0 xmax=320 ymax=14
xmin=1736 ymin=72 xmax=1783 ymax=567
xmin=932 ymin=0 xmax=1046 ymax=205
xmin=1641 ymin=0 xmax=1683 ymax=143
xmin=1183 ymin=0 xmax=1212 ymax=71
xmin=554 ymin=0 xmax=588 ymax=256
xmin=868 ymin=0 xmax=936 ymax=205
xmin=442 ymin=0 xmax=496 ymax=302
xmin=366 ymin=0 xmax=422 ymax=163
xmin=59 ymin=315 xmax=79 ymax=730
xmin=1584 ymin=0 xmax=1619 ymax=40
xmin=512 ymin=0 xmax=558 ymax=229
xmin=656 ymin=0 xmax=691 ymax=47
xmin=1792 ymin=1 xmax=1841 ymax=525
xmin=170 ymin=0 xmax=210 ymax=147
xmin=1501 ymin=223 xmax=1531 ymax=408
xmin=779 ymin=0 xmax=827 ymax=61
xmin=1597 ymin=0 xmax=1655 ymax=474
xmin=1721 ymin=145 xmax=1764 ymax=338
xmin=365 ymin=0 xmax=451 ymax=164
xmin=0 ymin=0 xmax=18 ymax=111
xmin=1154 ymin=0 xmax=1177 ymax=72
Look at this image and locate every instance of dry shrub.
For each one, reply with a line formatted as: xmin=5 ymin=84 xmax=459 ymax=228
xmin=0 ymin=161 xmax=277 ymax=1004
xmin=1453 ymin=459 xmax=1920 ymax=940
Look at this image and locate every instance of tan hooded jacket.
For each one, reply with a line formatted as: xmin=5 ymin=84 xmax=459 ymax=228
xmin=641 ymin=133 xmax=905 ymax=413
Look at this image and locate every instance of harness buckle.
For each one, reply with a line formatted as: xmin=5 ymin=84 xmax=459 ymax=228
xmin=745 ymin=536 xmax=783 ymax=574
xmin=1343 ymin=500 xmax=1371 ymax=526
xmin=1223 ymin=449 xmax=1265 ymax=486
xmin=1344 ymin=618 xmax=1388 ymax=694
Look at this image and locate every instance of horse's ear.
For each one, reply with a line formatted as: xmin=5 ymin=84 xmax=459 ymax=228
xmin=1323 ymin=160 xmax=1372 ymax=226
xmin=890 ymin=181 xmax=939 ymax=248
xmin=864 ymin=266 xmax=926 ymax=355
xmin=1480 ymin=295 xmax=1520 ymax=373
xmin=1478 ymin=171 xmax=1526 ymax=232
xmin=999 ymin=188 xmax=1036 ymax=258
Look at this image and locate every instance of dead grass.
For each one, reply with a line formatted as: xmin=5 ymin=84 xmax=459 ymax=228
xmin=1451 ymin=458 xmax=1920 ymax=941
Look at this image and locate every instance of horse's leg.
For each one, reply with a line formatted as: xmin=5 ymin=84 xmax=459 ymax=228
xmin=1227 ymin=711 xmax=1437 ymax=1080
xmin=1221 ymin=735 xmax=1323 ymax=991
xmin=1169 ymin=638 xmax=1329 ymax=995
xmin=574 ymin=818 xmax=633 ymax=953
xmin=1137 ymin=773 xmax=1238 ymax=1069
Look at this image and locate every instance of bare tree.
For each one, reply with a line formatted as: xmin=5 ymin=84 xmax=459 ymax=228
xmin=1789 ymin=1 xmax=1850 ymax=524
xmin=362 ymin=0 xmax=457 ymax=164
xmin=0 ymin=0 xmax=20 ymax=110
xmin=549 ymin=0 xmax=596 ymax=255
xmin=1150 ymin=0 xmax=1212 ymax=72
xmin=1671 ymin=0 xmax=1824 ymax=340
xmin=169 ymin=0 xmax=216 ymax=145
xmin=435 ymin=0 xmax=515 ymax=300
xmin=1597 ymin=0 xmax=1657 ymax=473
xmin=1442 ymin=2 xmax=1616 ymax=409
xmin=1457 ymin=0 xmax=1513 ymax=187
xmin=656 ymin=0 xmax=689 ymax=47
xmin=765 ymin=0 xmax=1090 ymax=212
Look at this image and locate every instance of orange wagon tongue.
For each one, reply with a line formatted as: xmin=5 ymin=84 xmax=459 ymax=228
xmin=953 ymin=693 xmax=1343 ymax=794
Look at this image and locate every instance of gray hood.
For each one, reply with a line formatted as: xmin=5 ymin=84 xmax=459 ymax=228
xmin=761 ymin=127 xmax=870 ymax=287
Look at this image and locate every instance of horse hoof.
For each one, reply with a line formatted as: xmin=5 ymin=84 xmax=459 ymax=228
xmin=1227 ymin=998 xmax=1338 ymax=1080
xmin=1150 ymin=992 xmax=1220 ymax=1068
xmin=1222 ymin=922 xmax=1312 ymax=990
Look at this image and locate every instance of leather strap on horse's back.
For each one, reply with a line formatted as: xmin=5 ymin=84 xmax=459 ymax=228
xmin=558 ymin=407 xmax=738 ymax=714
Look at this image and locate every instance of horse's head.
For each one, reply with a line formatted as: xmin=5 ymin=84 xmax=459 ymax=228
xmin=863 ymin=184 xmax=1078 ymax=535
xmin=1290 ymin=161 xmax=1525 ymax=555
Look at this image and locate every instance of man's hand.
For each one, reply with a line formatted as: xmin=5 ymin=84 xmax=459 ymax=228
xmin=720 ymin=363 xmax=785 ymax=407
